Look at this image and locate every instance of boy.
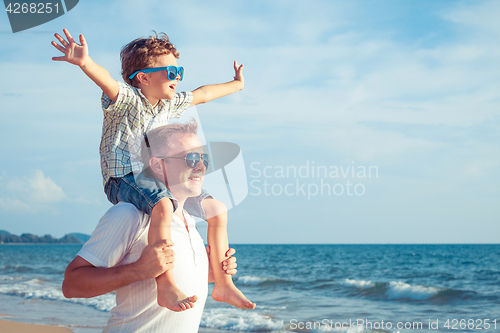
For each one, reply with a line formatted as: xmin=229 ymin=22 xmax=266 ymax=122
xmin=51 ymin=29 xmax=255 ymax=312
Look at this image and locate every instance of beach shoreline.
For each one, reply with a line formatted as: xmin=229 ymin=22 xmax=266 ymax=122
xmin=0 ymin=314 xmax=73 ymax=333
xmin=0 ymin=296 xmax=229 ymax=333
xmin=0 ymin=294 xmax=108 ymax=333
xmin=0 ymin=311 xmax=235 ymax=333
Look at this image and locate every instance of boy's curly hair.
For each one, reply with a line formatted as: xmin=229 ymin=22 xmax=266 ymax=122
xmin=121 ymin=32 xmax=180 ymax=87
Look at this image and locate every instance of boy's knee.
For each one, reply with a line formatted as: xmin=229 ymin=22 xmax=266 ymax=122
xmin=152 ymin=198 xmax=174 ymax=216
xmin=202 ymin=198 xmax=227 ymax=218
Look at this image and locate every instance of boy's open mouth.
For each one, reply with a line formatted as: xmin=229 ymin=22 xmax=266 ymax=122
xmin=169 ymin=84 xmax=176 ymax=90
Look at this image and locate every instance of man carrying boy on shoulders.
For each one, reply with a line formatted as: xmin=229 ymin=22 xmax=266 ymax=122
xmin=62 ymin=121 xmax=239 ymax=333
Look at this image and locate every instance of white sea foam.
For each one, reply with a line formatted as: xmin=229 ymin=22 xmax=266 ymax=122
xmin=344 ymin=278 xmax=375 ymax=289
xmin=201 ymin=308 xmax=284 ymax=331
xmin=257 ymin=304 xmax=287 ymax=311
xmin=235 ymin=275 xmax=275 ymax=285
xmin=0 ymin=277 xmax=115 ymax=311
xmin=0 ymin=275 xmax=23 ymax=281
xmin=385 ymin=281 xmax=440 ymax=300
xmin=310 ymin=324 xmax=366 ymax=332
xmin=68 ymin=294 xmax=116 ymax=312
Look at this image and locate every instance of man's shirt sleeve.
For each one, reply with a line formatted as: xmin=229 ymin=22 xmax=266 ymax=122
xmin=77 ymin=203 xmax=145 ymax=268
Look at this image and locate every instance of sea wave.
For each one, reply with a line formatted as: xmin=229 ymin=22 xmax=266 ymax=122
xmin=344 ymin=279 xmax=375 ymax=289
xmin=385 ymin=281 xmax=440 ymax=300
xmin=285 ymin=320 xmax=367 ymax=333
xmin=1 ymin=264 xmax=63 ymax=275
xmin=201 ymin=308 xmax=284 ymax=332
xmin=0 ymin=277 xmax=115 ymax=311
xmin=0 ymin=275 xmax=23 ymax=281
xmin=310 ymin=325 xmax=366 ymax=333
xmin=342 ymin=278 xmax=467 ymax=302
xmin=235 ymin=275 xmax=288 ymax=286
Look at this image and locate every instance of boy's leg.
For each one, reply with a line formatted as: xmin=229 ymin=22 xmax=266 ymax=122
xmin=122 ymin=172 xmax=197 ymax=312
xmin=203 ymin=198 xmax=255 ymax=310
xmin=150 ymin=198 xmax=198 ymax=311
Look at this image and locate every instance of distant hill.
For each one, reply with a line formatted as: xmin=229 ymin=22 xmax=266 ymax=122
xmin=0 ymin=231 xmax=91 ymax=244
xmin=68 ymin=233 xmax=91 ymax=243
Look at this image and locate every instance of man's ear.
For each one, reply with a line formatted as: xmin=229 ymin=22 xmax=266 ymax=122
xmin=149 ymin=157 xmax=164 ymax=174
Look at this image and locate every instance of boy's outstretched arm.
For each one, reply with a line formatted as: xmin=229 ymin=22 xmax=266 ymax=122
xmin=190 ymin=60 xmax=244 ymax=106
xmin=52 ymin=29 xmax=119 ymax=102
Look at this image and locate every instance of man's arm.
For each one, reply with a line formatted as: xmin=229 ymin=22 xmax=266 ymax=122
xmin=62 ymin=239 xmax=175 ymax=298
xmin=51 ymin=29 xmax=120 ymax=102
xmin=190 ymin=60 xmax=244 ymax=107
xmin=63 ymin=241 xmax=239 ymax=298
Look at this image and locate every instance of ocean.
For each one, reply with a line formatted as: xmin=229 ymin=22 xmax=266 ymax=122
xmin=0 ymin=243 xmax=499 ymax=332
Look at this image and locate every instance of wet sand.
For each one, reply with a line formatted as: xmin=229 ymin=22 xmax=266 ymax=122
xmin=0 ymin=314 xmax=73 ymax=333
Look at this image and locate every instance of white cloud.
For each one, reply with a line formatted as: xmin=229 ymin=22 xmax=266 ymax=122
xmin=197 ymin=1 xmax=500 ymax=170
xmin=29 ymin=170 xmax=65 ymax=203
xmin=0 ymin=197 xmax=31 ymax=212
xmin=443 ymin=0 xmax=500 ymax=37
xmin=0 ymin=170 xmax=65 ymax=213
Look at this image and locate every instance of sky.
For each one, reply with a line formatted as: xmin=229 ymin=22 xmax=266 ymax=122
xmin=0 ymin=0 xmax=499 ymax=243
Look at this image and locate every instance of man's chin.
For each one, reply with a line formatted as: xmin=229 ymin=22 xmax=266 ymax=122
xmin=188 ymin=188 xmax=202 ymax=198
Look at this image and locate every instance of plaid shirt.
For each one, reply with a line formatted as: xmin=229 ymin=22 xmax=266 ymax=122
xmin=100 ymin=82 xmax=193 ymax=186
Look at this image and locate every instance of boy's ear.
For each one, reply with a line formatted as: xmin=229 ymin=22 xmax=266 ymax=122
xmin=136 ymin=72 xmax=150 ymax=85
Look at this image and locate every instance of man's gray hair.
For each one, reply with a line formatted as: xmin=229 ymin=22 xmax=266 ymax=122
xmin=141 ymin=119 xmax=198 ymax=165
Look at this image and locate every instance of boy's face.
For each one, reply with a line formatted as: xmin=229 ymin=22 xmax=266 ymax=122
xmin=144 ymin=53 xmax=180 ymax=101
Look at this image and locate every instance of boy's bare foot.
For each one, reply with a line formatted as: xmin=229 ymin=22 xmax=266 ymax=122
xmin=212 ymin=284 xmax=256 ymax=310
xmin=157 ymin=283 xmax=198 ymax=311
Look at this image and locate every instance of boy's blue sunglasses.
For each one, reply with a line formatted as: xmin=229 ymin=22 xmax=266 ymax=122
xmin=129 ymin=66 xmax=184 ymax=81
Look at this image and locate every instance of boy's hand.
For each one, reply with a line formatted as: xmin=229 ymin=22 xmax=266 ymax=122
xmin=51 ymin=29 xmax=89 ymax=67
xmin=190 ymin=61 xmax=245 ymax=106
xmin=50 ymin=29 xmax=119 ymax=101
xmin=233 ymin=60 xmax=244 ymax=90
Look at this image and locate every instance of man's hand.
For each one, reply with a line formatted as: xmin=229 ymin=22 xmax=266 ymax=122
xmin=51 ymin=29 xmax=89 ymax=67
xmin=132 ymin=239 xmax=175 ymax=280
xmin=207 ymin=246 xmax=237 ymax=283
xmin=233 ymin=60 xmax=244 ymax=90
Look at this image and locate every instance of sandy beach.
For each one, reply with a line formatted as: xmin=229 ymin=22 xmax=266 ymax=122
xmin=0 ymin=294 xmax=108 ymax=333
xmin=0 ymin=314 xmax=72 ymax=333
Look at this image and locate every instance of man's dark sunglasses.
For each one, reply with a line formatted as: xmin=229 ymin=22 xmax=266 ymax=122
xmin=163 ymin=152 xmax=209 ymax=169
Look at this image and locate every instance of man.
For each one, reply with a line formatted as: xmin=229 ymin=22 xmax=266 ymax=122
xmin=62 ymin=120 xmax=238 ymax=332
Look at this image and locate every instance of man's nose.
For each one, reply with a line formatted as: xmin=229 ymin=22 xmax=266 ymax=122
xmin=195 ymin=160 xmax=207 ymax=173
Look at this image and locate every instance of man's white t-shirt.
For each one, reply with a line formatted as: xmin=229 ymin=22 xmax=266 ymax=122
xmin=78 ymin=202 xmax=209 ymax=333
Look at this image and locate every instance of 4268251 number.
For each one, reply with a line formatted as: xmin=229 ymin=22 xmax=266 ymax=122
xmin=5 ymin=2 xmax=59 ymax=14
xmin=444 ymin=319 xmax=497 ymax=330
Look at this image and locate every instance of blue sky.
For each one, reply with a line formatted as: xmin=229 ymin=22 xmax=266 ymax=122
xmin=0 ymin=0 xmax=499 ymax=243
